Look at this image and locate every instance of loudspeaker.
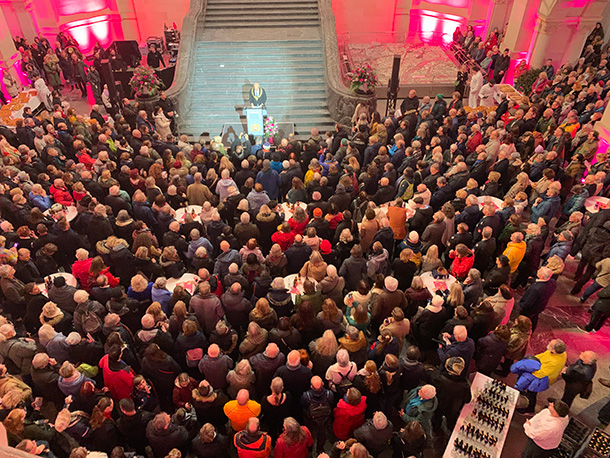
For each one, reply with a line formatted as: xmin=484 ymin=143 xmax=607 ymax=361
xmin=386 ymin=54 xmax=401 ymax=117
xmin=109 ymin=40 xmax=141 ymax=68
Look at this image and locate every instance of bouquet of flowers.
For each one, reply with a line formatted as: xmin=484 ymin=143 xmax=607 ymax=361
xmin=264 ymin=116 xmax=279 ymax=141
xmin=347 ymin=63 xmax=378 ymax=93
xmin=128 ymin=65 xmax=165 ymax=97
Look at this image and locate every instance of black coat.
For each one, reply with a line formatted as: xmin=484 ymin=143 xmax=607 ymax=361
xmin=475 ymin=333 xmax=508 ymax=375
xmin=285 ymin=243 xmax=312 ymax=274
xmin=117 ymin=410 xmax=155 ymax=455
xmin=192 ymin=433 xmax=230 ymax=458
xmin=455 ymin=206 xmax=482 ymax=234
xmin=407 ymin=206 xmax=434 ymax=235
xmin=519 ymin=279 xmax=557 ymax=318
xmin=473 ymin=238 xmax=496 ymax=275
xmin=413 ymin=308 xmax=449 ymax=351
xmin=430 ymin=370 xmax=471 ymax=427
xmin=146 ymin=421 xmax=189 ymax=458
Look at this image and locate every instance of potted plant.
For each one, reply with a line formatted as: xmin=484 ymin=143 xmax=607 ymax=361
xmin=264 ymin=115 xmax=279 ymax=144
xmin=514 ymin=68 xmax=542 ymax=95
xmin=129 ymin=65 xmax=165 ymax=111
xmin=347 ymin=64 xmax=378 ymax=94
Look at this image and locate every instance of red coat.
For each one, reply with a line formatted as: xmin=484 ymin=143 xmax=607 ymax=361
xmin=71 ymin=258 xmax=93 ymax=289
xmin=274 ymin=427 xmax=313 ymax=458
xmin=77 ymin=152 xmax=95 ymax=170
xmin=333 ymin=396 xmax=367 ymax=440
xmin=50 ymin=185 xmax=74 ymax=206
xmin=288 ymin=217 xmax=308 ymax=235
xmin=99 ymin=354 xmax=135 ymax=401
xmin=466 ymin=131 xmax=482 ymax=155
xmin=449 ymin=250 xmax=475 ymax=279
xmin=271 ymin=231 xmax=296 ymax=252
xmin=172 ymin=377 xmax=197 ymax=409
xmin=86 ymin=267 xmax=119 ymax=292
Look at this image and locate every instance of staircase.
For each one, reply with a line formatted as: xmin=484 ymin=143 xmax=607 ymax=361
xmin=205 ymin=0 xmax=319 ymax=29
xmin=178 ymin=0 xmax=335 ymax=137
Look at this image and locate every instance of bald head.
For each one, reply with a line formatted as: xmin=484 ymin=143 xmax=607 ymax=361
xmin=236 ymin=389 xmax=250 ymax=405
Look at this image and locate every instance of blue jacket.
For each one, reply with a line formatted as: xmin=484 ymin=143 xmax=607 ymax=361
xmin=255 ymin=169 xmax=281 ymax=200
xmin=545 ymin=240 xmax=572 ymax=260
xmin=562 ymin=190 xmax=589 ymax=216
xmin=186 ymin=237 xmax=213 ymax=260
xmin=213 ymin=249 xmax=241 ymax=278
xmin=511 ymin=358 xmax=549 ymax=393
xmin=29 ymin=192 xmax=53 ymax=211
xmin=530 ymin=195 xmax=561 ymax=222
xmin=133 ymin=201 xmax=158 ymax=228
xmin=151 ymin=287 xmax=172 ymax=314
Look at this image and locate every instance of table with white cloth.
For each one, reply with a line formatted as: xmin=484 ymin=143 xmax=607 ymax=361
xmin=175 ymin=205 xmax=203 ymax=223
xmin=0 ymin=90 xmax=42 ymax=126
xmin=283 ymin=273 xmax=318 ymax=302
xmin=585 ymin=196 xmax=609 ymax=214
xmin=44 ymin=205 xmax=78 ymax=222
xmin=166 ymin=273 xmax=200 ymax=295
xmin=420 ymin=271 xmax=456 ymax=295
xmin=37 ymin=272 xmax=78 ymax=297
xmin=281 ymin=202 xmax=307 ymax=221
xmin=477 ymin=196 xmax=504 ymax=211
xmin=443 ymin=372 xmax=519 ymax=458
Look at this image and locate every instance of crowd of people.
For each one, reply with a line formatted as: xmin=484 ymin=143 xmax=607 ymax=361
xmin=0 ymin=22 xmax=608 ymax=458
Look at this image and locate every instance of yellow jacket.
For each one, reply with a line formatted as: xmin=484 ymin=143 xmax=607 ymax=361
xmin=223 ymin=399 xmax=261 ymax=431
xmin=533 ymin=350 xmax=567 ymax=384
xmin=503 ymin=241 xmax=527 ymax=273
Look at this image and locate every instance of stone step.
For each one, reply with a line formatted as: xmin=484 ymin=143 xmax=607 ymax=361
xmin=204 ymin=20 xmax=319 ymax=28
xmin=193 ymin=61 xmax=324 ymax=70
xmin=207 ymin=4 xmax=317 ymax=11
xmin=206 ymin=9 xmax=317 ymax=16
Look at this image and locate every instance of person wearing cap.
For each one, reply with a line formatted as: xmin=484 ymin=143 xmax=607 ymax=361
xmin=544 ymin=231 xmax=572 ymax=261
xmin=371 ymin=276 xmax=406 ymax=330
xmin=431 ymin=356 xmax=471 ymax=430
xmin=306 ymin=207 xmax=330 ymax=243
xmin=522 ymin=400 xmax=569 ymax=457
xmin=255 ymin=160 xmax=281 ymax=201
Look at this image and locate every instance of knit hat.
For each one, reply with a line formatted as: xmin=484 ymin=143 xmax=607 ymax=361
xmin=408 ymin=231 xmax=419 ymax=244
xmin=445 ymin=356 xmax=465 ymax=376
xmin=320 ymin=239 xmax=332 ymax=255
xmin=263 ymin=142 xmax=271 ymax=151
xmin=384 ymin=276 xmax=398 ymax=292
xmin=341 ymin=138 xmax=348 ymax=146
xmin=173 ymin=161 xmax=182 ymax=169
xmin=42 ymin=302 xmax=61 ymax=319
xmin=313 ymin=208 xmax=323 ymax=217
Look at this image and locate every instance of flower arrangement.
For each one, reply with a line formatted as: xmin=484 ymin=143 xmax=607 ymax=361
xmin=264 ymin=116 xmax=279 ymax=141
xmin=128 ymin=65 xmax=165 ymax=98
xmin=347 ymin=63 xmax=378 ymax=93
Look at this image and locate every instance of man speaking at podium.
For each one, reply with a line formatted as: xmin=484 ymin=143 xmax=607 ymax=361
xmin=249 ymin=82 xmax=267 ymax=107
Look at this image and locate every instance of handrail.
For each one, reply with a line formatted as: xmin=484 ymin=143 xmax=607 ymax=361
xmin=336 ymin=34 xmax=354 ymax=86
xmin=439 ymin=32 xmax=482 ymax=73
xmin=165 ymin=0 xmax=207 ymax=120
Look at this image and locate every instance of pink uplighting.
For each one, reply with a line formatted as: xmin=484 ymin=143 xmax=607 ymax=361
xmin=52 ymin=0 xmax=110 ymax=16
xmin=62 ymin=15 xmax=116 ymax=54
xmin=409 ymin=9 xmax=466 ymax=44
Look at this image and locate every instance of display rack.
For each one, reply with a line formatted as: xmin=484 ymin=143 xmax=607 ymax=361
xmin=443 ymin=373 xmax=519 ymax=458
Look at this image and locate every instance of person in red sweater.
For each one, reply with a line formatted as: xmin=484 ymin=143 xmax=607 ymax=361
xmin=273 ymin=417 xmax=313 ymax=458
xmin=449 ymin=244 xmax=475 ymax=280
xmin=49 ymin=178 xmax=74 ymax=206
xmin=71 ymin=248 xmax=92 ymax=288
xmin=98 ymin=344 xmax=135 ymax=401
xmin=332 ymin=387 xmax=367 ymax=440
xmin=172 ymin=373 xmax=197 ymax=410
xmin=271 ymin=223 xmax=296 ymax=252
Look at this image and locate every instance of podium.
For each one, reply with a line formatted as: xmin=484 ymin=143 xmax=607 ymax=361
xmin=244 ymin=107 xmax=267 ymax=136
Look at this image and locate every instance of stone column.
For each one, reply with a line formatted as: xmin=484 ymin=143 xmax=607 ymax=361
xmin=114 ymin=0 xmax=141 ymax=41
xmin=0 ymin=4 xmax=23 ymax=81
xmin=594 ymin=100 xmax=610 ymax=158
xmin=501 ymin=0 xmax=529 ymax=52
xmin=24 ymin=0 xmax=59 ymax=41
xmin=529 ymin=16 xmax=562 ymax=68
xmin=562 ymin=19 xmax=598 ymax=67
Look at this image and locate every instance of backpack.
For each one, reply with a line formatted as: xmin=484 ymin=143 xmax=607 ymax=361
xmin=334 ymin=365 xmax=355 ymax=398
xmin=81 ymin=306 xmax=102 ymax=335
xmin=401 ymin=181 xmax=414 ymax=201
xmin=306 ymin=393 xmax=332 ymax=424
xmin=186 ymin=348 xmax=204 ymax=367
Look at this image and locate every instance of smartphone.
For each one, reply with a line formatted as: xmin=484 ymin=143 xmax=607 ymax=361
xmin=12 ymin=243 xmax=18 ymax=248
